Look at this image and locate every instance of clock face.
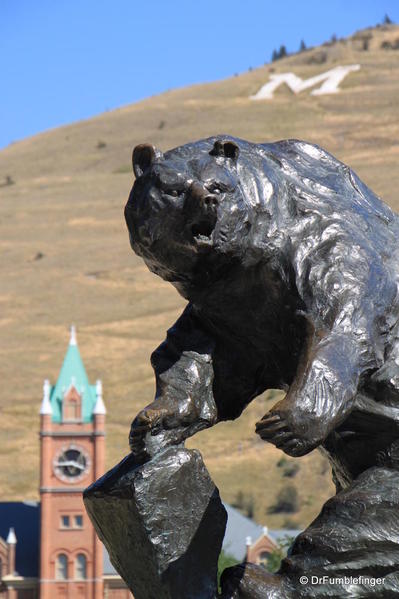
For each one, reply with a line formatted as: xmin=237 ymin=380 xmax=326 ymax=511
xmin=53 ymin=445 xmax=91 ymax=483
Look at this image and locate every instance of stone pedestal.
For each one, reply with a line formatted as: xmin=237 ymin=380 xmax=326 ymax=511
xmin=84 ymin=447 xmax=227 ymax=599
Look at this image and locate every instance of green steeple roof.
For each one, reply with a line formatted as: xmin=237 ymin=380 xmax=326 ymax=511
xmin=49 ymin=326 xmax=97 ymax=423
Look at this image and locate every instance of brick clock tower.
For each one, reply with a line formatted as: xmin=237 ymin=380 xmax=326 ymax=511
xmin=39 ymin=326 xmax=106 ymax=599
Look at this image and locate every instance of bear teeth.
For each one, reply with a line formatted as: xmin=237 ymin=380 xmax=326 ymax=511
xmin=191 ymin=220 xmax=215 ymax=239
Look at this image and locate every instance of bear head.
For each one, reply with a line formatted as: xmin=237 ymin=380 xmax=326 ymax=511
xmin=124 ymin=137 xmax=254 ymax=289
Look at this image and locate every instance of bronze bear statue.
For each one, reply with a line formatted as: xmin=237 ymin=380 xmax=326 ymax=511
xmin=125 ymin=136 xmax=399 ymax=597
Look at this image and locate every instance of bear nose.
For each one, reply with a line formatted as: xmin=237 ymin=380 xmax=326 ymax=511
xmin=188 ymin=182 xmax=219 ymax=210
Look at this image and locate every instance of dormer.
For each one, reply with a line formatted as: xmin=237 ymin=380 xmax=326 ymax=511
xmin=62 ymin=381 xmax=82 ymax=421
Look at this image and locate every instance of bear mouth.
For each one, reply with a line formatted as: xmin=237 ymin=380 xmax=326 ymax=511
xmin=190 ymin=213 xmax=217 ymax=246
xmin=191 ymin=220 xmax=215 ymax=238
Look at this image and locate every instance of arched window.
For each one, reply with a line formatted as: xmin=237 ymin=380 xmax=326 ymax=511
xmin=75 ymin=554 xmax=87 ymax=580
xmin=258 ymin=551 xmax=270 ymax=567
xmin=56 ymin=554 xmax=68 ymax=580
xmin=63 ymin=386 xmax=82 ymax=421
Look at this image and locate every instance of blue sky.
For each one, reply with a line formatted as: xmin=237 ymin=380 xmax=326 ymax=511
xmin=1 ymin=0 xmax=398 ymax=149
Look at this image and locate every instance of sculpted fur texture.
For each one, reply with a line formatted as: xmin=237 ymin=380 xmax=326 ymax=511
xmin=125 ymin=136 xmax=399 ymax=475
xmin=123 ymin=136 xmax=399 ymax=597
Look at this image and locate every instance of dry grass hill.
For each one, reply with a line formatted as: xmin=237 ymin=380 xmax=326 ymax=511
xmin=1 ymin=24 xmax=399 ymax=531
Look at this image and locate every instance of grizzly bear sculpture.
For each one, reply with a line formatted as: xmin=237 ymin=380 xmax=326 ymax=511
xmin=124 ymin=136 xmax=399 ymax=598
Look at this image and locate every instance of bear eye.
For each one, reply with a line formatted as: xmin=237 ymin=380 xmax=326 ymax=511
xmin=208 ymin=184 xmax=223 ymax=194
xmin=169 ymin=190 xmax=179 ymax=197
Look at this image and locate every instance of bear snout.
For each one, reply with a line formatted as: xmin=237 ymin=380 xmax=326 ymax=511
xmin=185 ymin=182 xmax=219 ymax=216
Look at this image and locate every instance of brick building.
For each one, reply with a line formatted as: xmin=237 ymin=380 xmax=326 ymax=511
xmin=222 ymin=505 xmax=298 ymax=567
xmin=0 ymin=327 xmax=131 ymax=599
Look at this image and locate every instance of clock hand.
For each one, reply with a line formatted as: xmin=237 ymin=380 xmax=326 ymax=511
xmin=56 ymin=460 xmax=85 ymax=470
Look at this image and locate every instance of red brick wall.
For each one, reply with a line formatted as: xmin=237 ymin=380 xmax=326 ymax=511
xmin=107 ymin=589 xmax=133 ymax=599
xmin=0 ymin=542 xmax=8 ymax=578
xmin=39 ymin=414 xmax=105 ymax=599
xmin=247 ymin=534 xmax=278 ymax=564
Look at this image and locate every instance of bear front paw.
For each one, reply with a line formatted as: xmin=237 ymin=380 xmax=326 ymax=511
xmin=129 ymin=404 xmax=171 ymax=459
xmin=255 ymin=412 xmax=318 ymax=457
xmin=129 ymin=397 xmax=201 ymax=459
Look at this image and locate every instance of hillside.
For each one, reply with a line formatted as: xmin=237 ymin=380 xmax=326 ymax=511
xmin=1 ymin=23 xmax=398 ymax=530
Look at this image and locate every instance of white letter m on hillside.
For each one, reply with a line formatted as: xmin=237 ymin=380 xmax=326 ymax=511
xmin=250 ymin=64 xmax=360 ymax=100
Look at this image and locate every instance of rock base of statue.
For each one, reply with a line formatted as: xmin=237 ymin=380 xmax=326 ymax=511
xmin=84 ymin=446 xmax=227 ymax=599
xmin=219 ymin=466 xmax=399 ymax=599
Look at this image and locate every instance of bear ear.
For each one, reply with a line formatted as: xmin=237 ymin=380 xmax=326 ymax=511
xmin=132 ymin=144 xmax=162 ymax=178
xmin=209 ymin=139 xmax=240 ymax=162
